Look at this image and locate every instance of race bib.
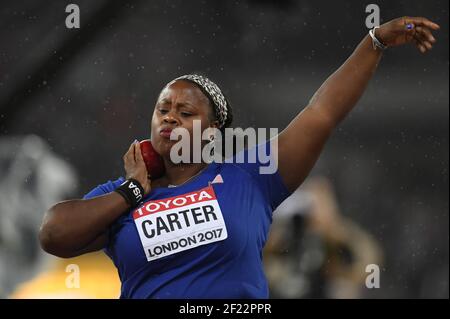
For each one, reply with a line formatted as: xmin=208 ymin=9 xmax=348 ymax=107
xmin=132 ymin=186 xmax=228 ymax=261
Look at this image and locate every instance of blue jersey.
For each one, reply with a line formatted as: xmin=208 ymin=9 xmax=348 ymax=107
xmin=83 ymin=141 xmax=291 ymax=298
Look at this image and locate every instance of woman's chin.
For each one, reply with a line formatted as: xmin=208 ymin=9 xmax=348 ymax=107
xmin=152 ymin=140 xmax=172 ymax=157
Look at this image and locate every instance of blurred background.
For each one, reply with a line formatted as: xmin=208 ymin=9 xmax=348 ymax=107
xmin=0 ymin=0 xmax=448 ymax=298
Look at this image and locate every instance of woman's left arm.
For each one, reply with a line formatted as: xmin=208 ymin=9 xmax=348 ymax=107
xmin=277 ymin=16 xmax=440 ymax=192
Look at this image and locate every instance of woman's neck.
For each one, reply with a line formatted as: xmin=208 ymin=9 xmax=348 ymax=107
xmin=161 ymin=159 xmax=208 ymax=186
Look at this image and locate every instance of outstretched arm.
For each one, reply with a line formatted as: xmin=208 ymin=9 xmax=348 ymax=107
xmin=277 ymin=17 xmax=440 ymax=192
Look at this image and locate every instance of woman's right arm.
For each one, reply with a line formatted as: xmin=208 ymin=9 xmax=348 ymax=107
xmin=39 ymin=140 xmax=151 ymax=258
xmin=39 ymin=193 xmax=130 ymax=258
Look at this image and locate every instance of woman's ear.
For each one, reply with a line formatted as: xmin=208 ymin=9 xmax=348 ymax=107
xmin=209 ymin=120 xmax=219 ymax=129
xmin=206 ymin=121 xmax=220 ymax=142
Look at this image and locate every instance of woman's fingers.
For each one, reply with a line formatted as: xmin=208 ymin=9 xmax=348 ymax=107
xmin=415 ymin=34 xmax=433 ymax=50
xmin=424 ymin=41 xmax=433 ymax=50
xmin=416 ymin=26 xmax=436 ymax=45
xmin=408 ymin=17 xmax=440 ymax=31
xmin=135 ymin=142 xmax=144 ymax=164
xmin=413 ymin=38 xmax=428 ymax=54
xmin=412 ymin=30 xmax=433 ymax=53
xmin=415 ymin=31 xmax=433 ymax=49
xmin=124 ymin=140 xmax=137 ymax=163
xmin=134 ymin=142 xmax=151 ymax=179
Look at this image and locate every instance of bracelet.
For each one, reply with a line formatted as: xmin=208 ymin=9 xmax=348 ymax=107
xmin=369 ymin=26 xmax=388 ymax=51
xmin=115 ymin=179 xmax=144 ymax=207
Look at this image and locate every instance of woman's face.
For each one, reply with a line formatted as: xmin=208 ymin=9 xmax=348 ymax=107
xmin=151 ymin=80 xmax=218 ymax=159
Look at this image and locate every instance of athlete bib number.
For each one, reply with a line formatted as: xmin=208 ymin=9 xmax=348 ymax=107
xmin=132 ymin=186 xmax=228 ymax=261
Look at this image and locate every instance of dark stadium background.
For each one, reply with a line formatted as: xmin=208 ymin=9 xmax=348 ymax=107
xmin=0 ymin=0 xmax=448 ymax=298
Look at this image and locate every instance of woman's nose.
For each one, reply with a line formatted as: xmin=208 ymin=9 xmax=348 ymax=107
xmin=163 ymin=113 xmax=178 ymax=124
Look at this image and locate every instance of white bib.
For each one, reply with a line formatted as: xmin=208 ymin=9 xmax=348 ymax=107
xmin=132 ymin=186 xmax=228 ymax=261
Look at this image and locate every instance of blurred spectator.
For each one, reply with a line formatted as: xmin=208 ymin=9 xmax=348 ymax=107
xmin=0 ymin=135 xmax=77 ymax=298
xmin=264 ymin=176 xmax=383 ymax=298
